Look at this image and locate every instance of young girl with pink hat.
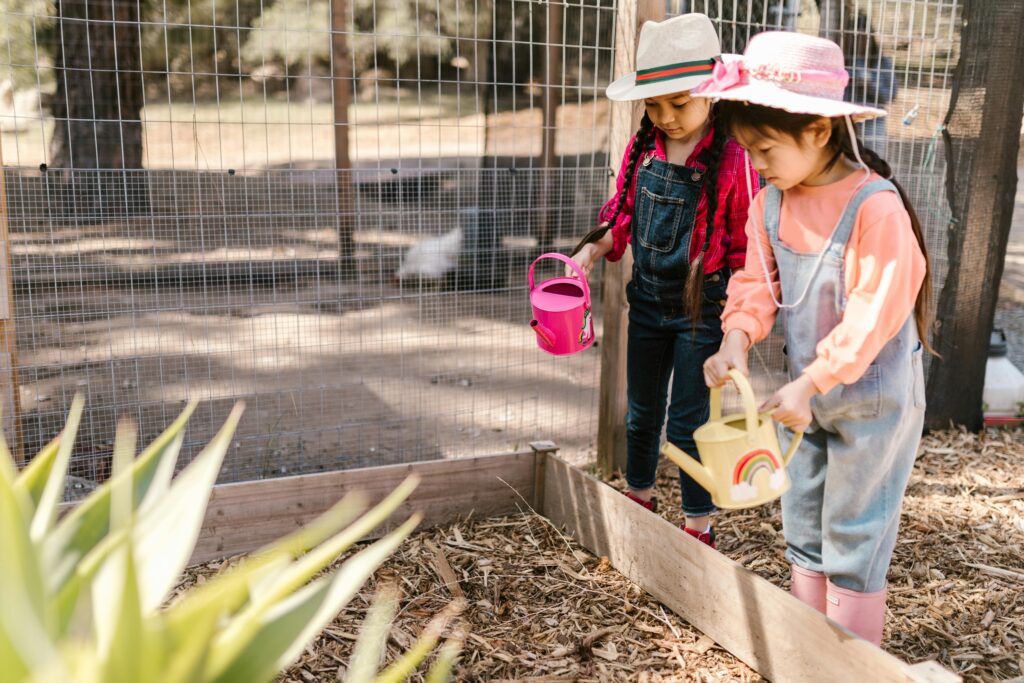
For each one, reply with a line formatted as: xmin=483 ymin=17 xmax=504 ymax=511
xmin=697 ymin=31 xmax=932 ymax=645
xmin=569 ymin=14 xmax=759 ymax=547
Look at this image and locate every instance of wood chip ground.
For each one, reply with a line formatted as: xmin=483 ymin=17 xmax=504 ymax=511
xmin=181 ymin=429 xmax=1023 ymax=682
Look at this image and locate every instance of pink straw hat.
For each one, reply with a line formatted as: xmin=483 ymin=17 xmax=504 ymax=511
xmin=693 ymin=31 xmax=886 ymax=122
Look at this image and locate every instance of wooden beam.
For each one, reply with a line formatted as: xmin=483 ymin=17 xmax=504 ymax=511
xmin=191 ymin=451 xmax=536 ymax=564
xmin=0 ymin=144 xmax=22 ymax=464
xmin=330 ymin=0 xmax=355 ymax=271
xmin=542 ymin=454 xmax=960 ymax=683
xmin=925 ymin=0 xmax=1024 ymax=430
xmin=596 ymin=0 xmax=664 ymax=478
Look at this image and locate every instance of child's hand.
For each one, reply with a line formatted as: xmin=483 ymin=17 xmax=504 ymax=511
xmin=761 ymin=374 xmax=819 ymax=432
xmin=566 ymin=243 xmax=599 ymax=279
xmin=565 ymin=224 xmax=613 ymax=278
xmin=704 ymin=330 xmax=750 ymax=388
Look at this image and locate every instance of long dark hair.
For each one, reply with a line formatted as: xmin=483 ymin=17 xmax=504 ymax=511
xmin=606 ymin=108 xmax=729 ymax=320
xmin=716 ymin=101 xmax=935 ymax=353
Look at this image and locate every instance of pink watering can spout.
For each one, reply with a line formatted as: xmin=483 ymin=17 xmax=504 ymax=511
xmin=530 ymin=319 xmax=557 ymax=348
xmin=528 ymin=252 xmax=595 ymax=356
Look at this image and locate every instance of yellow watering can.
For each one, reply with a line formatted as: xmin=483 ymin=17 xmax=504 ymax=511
xmin=661 ymin=369 xmax=803 ymax=510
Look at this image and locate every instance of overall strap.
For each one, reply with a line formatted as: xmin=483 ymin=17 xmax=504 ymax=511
xmin=763 ymin=184 xmax=784 ymax=245
xmin=827 ymin=178 xmax=900 ymax=259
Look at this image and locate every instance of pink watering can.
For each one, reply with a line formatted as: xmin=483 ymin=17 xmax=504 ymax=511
xmin=528 ymin=252 xmax=595 ymax=356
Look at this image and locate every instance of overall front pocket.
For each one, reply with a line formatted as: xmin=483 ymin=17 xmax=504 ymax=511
xmin=636 ymin=187 xmax=687 ymax=253
xmin=833 ymin=364 xmax=882 ymax=420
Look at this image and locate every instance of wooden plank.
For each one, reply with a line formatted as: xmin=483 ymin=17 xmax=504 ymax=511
xmin=542 ymin=454 xmax=960 ymax=683
xmin=596 ymin=0 xmax=664 ymax=477
xmin=0 ymin=145 xmax=22 ymax=464
xmin=192 ymin=451 xmax=535 ymax=564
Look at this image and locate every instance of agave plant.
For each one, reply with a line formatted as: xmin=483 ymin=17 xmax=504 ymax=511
xmin=0 ymin=396 xmax=461 ymax=683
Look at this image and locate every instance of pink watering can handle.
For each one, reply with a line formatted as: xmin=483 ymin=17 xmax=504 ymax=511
xmin=528 ymin=252 xmax=591 ymax=308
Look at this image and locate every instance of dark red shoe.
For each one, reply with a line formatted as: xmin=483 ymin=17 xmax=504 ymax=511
xmin=622 ymin=490 xmax=657 ymax=513
xmin=682 ymin=525 xmax=717 ymax=549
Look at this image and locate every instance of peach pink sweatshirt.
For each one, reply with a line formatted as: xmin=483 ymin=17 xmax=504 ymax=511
xmin=723 ymin=170 xmax=926 ymax=395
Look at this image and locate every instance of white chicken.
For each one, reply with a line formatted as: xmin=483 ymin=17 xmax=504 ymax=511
xmin=0 ymin=80 xmax=43 ymax=133
xmin=395 ymin=227 xmax=463 ymax=281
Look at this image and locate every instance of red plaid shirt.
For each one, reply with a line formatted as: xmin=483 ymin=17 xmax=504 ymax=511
xmin=599 ymin=126 xmax=760 ymax=272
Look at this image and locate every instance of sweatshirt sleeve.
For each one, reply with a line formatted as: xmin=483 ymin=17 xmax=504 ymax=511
xmin=598 ymin=136 xmax=639 ymax=262
xmin=721 ymin=190 xmax=780 ymax=346
xmin=803 ymin=195 xmax=926 ymax=394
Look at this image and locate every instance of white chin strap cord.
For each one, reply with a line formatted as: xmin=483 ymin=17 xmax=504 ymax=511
xmin=744 ymin=115 xmax=871 ymax=310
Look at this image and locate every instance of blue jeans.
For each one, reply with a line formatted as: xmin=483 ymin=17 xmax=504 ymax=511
xmin=624 ymin=275 xmax=727 ymax=516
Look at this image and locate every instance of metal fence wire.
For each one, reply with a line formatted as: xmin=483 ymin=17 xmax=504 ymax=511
xmin=0 ymin=0 xmax=960 ymax=491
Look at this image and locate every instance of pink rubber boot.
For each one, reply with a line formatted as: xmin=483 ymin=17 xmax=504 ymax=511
xmin=826 ymin=580 xmax=887 ymax=646
xmin=789 ymin=565 xmax=827 ymax=613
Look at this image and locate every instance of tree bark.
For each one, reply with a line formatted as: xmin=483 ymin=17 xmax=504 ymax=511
xmin=925 ymin=0 xmax=1024 ymax=430
xmin=50 ymin=0 xmax=147 ymax=217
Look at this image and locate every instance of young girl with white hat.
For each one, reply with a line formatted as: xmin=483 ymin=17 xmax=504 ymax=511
xmin=569 ymin=13 xmax=759 ymax=546
xmin=697 ymin=31 xmax=932 ymax=645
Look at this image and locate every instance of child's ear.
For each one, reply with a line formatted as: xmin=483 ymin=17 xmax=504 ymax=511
xmin=805 ymin=117 xmax=834 ymax=149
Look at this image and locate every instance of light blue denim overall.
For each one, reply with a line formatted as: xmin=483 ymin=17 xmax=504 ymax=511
xmin=765 ymin=179 xmax=926 ymax=593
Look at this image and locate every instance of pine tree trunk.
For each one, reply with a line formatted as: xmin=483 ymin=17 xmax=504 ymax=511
xmin=49 ymin=0 xmax=147 ymax=218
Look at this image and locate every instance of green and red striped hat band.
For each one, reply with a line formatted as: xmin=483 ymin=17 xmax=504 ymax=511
xmin=635 ymin=58 xmax=718 ymax=86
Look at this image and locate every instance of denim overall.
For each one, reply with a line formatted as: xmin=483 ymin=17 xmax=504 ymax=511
xmin=765 ymin=180 xmax=926 ymax=593
xmin=625 ymin=149 xmax=727 ymax=517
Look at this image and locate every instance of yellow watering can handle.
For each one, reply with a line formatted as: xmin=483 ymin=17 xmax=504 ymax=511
xmin=782 ymin=429 xmax=804 ymax=466
xmin=709 ymin=369 xmax=760 ymax=436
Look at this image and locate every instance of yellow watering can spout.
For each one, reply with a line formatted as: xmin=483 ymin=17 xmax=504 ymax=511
xmin=661 ymin=442 xmax=716 ymax=494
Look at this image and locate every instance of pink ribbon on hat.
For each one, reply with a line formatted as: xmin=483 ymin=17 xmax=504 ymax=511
xmin=694 ymin=59 xmax=744 ymax=93
xmin=695 ymin=57 xmax=849 ymax=98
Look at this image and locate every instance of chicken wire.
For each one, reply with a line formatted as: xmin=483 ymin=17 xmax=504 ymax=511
xmin=0 ymin=0 xmax=962 ymax=488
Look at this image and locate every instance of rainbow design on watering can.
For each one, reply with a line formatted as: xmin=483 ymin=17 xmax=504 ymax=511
xmin=730 ymin=448 xmax=786 ymax=502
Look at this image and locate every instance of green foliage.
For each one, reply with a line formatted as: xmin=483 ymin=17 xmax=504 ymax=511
xmin=0 ymin=396 xmax=460 ymax=682
xmin=0 ymin=0 xmax=54 ymax=89
xmin=241 ymin=0 xmax=488 ymax=75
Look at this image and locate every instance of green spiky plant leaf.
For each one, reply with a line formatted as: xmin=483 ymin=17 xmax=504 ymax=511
xmin=0 ymin=396 xmax=462 ymax=682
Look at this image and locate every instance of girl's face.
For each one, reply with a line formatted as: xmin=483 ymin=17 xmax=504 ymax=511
xmin=644 ymin=91 xmax=712 ymax=141
xmin=731 ymin=118 xmax=834 ymax=190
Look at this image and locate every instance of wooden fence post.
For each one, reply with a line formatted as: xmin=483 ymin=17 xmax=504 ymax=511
xmin=596 ymin=0 xmax=665 ymax=478
xmin=331 ymin=0 xmax=355 ymax=273
xmin=0 ymin=144 xmax=23 ymax=464
xmin=925 ymin=0 xmax=1024 ymax=430
xmin=537 ymin=0 xmax=564 ymax=251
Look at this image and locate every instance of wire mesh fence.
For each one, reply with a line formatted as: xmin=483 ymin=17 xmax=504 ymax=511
xmin=0 ymin=0 xmax=962 ymax=488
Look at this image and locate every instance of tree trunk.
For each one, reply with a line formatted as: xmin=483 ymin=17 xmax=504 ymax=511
xmin=925 ymin=0 xmax=1024 ymax=430
xmin=50 ymin=0 xmax=147 ymax=217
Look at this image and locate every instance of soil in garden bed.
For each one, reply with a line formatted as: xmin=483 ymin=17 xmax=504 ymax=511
xmin=185 ymin=507 xmax=764 ymax=682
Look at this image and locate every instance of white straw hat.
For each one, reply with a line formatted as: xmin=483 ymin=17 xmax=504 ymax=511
xmin=606 ymin=14 xmax=721 ymax=102
xmin=692 ymin=31 xmax=886 ymax=121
